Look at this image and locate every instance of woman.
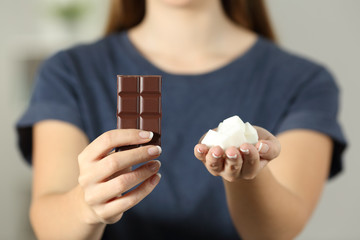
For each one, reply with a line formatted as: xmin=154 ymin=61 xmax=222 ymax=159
xmin=17 ymin=0 xmax=346 ymax=239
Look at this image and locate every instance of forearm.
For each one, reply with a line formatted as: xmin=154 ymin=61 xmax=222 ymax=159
xmin=223 ymin=166 xmax=309 ymax=240
xmin=30 ymin=185 xmax=106 ymax=240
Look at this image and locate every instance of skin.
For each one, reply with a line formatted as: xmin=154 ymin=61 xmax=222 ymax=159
xmin=30 ymin=0 xmax=333 ymax=239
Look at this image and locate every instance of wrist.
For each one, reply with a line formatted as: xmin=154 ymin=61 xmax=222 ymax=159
xmin=70 ymin=185 xmax=105 ymax=227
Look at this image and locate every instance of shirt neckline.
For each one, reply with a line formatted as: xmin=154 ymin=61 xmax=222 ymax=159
xmin=116 ymin=31 xmax=263 ymax=79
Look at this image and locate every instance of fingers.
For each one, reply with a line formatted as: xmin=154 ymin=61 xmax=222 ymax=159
xmin=82 ymin=160 xmax=161 ymax=206
xmin=208 ymin=146 xmax=225 ymax=174
xmin=239 ymin=143 xmax=261 ymax=180
xmin=221 ymin=147 xmax=243 ymax=182
xmin=93 ymin=173 xmax=161 ymax=224
xmin=194 ymin=144 xmax=209 ymax=162
xmin=195 ymin=142 xmax=278 ymax=182
xmin=256 ymin=139 xmax=281 ymax=161
xmin=79 ymin=129 xmax=154 ymax=162
xmin=254 ymin=126 xmax=281 ymax=161
xmin=197 ymin=144 xmax=260 ymax=181
xmin=80 ymin=145 xmax=162 ymax=184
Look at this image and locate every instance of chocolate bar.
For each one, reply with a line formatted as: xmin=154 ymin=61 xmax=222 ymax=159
xmin=116 ymin=75 xmax=162 ymax=151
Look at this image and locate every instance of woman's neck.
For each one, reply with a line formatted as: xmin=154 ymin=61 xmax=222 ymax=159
xmin=130 ymin=0 xmax=244 ymax=54
xmin=128 ymin=0 xmax=256 ymax=74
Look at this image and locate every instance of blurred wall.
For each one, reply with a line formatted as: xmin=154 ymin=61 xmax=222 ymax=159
xmin=0 ymin=0 xmax=359 ymax=239
xmin=0 ymin=1 xmax=39 ymax=239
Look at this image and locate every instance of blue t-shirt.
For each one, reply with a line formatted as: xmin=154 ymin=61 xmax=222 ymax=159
xmin=16 ymin=32 xmax=347 ymax=239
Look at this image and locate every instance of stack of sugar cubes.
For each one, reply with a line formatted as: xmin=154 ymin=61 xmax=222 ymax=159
xmin=201 ymin=116 xmax=258 ymax=150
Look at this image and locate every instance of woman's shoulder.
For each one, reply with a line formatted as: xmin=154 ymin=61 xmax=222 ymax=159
xmin=52 ymin=33 xmax=121 ymax=62
xmin=40 ymin=32 xmax=128 ymax=76
xmin=253 ymin=36 xmax=335 ymax=89
xmin=258 ymin=37 xmax=329 ymax=75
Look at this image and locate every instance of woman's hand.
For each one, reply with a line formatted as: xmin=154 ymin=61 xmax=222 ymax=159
xmin=194 ymin=126 xmax=281 ymax=182
xmin=77 ymin=129 xmax=162 ymax=225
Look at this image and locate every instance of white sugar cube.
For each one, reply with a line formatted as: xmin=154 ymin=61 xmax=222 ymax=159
xmin=201 ymin=130 xmax=227 ymax=148
xmin=244 ymin=122 xmax=258 ymax=144
xmin=201 ymin=116 xmax=258 ymax=150
xmin=218 ymin=115 xmax=245 ymax=133
xmin=222 ymin=128 xmax=247 ymax=149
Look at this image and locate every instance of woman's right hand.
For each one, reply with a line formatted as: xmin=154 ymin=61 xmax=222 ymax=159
xmin=77 ymin=129 xmax=162 ymax=225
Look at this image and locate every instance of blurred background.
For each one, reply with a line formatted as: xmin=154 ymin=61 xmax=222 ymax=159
xmin=0 ymin=0 xmax=359 ymax=239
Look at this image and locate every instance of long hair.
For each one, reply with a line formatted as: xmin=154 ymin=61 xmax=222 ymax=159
xmin=104 ymin=0 xmax=276 ymax=42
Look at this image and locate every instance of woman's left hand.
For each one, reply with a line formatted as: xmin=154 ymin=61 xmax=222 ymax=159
xmin=194 ymin=126 xmax=281 ymax=182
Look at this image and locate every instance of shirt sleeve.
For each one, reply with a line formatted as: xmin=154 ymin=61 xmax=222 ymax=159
xmin=16 ymin=51 xmax=85 ymax=164
xmin=276 ymin=67 xmax=347 ymax=178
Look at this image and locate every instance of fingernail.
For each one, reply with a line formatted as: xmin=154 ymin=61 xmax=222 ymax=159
xmin=139 ymin=131 xmax=153 ymax=139
xmin=197 ymin=148 xmax=204 ymax=154
xmin=258 ymin=142 xmax=269 ymax=154
xmin=151 ymin=173 xmax=161 ymax=185
xmin=240 ymin=148 xmax=250 ymax=155
xmin=212 ymin=152 xmax=221 ymax=159
xmin=226 ymin=153 xmax=237 ymax=159
xmin=147 ymin=160 xmax=161 ymax=171
xmin=148 ymin=146 xmax=162 ymax=155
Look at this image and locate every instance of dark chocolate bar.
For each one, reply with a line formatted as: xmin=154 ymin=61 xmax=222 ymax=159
xmin=116 ymin=75 xmax=162 ymax=151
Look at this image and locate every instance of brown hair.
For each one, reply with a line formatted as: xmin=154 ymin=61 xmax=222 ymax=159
xmin=104 ymin=0 xmax=276 ymax=41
